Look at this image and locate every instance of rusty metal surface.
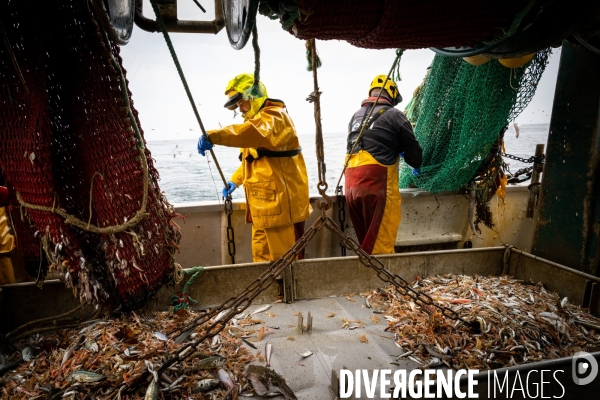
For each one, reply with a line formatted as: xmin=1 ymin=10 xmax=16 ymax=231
xmin=507 ymin=248 xmax=600 ymax=315
xmin=533 ymin=40 xmax=600 ymax=276
xmin=147 ymin=261 xmax=281 ymax=311
xmin=0 ymin=281 xmax=90 ymax=333
xmin=292 ymin=248 xmax=504 ymax=301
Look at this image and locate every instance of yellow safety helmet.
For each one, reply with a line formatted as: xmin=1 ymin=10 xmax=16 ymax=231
xmin=223 ymin=73 xmax=268 ymax=120
xmin=369 ymin=74 xmax=401 ymax=105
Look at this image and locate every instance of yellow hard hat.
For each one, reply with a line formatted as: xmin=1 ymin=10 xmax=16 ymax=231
xmin=223 ymin=73 xmax=268 ymax=120
xmin=498 ymin=53 xmax=535 ymax=68
xmin=369 ymin=75 xmax=401 ymax=105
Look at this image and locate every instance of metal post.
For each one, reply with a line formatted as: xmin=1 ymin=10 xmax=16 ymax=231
xmin=532 ymin=39 xmax=600 ymax=275
xmin=526 ymin=143 xmax=545 ymax=218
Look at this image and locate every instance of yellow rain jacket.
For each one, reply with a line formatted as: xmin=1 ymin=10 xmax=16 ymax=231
xmin=208 ymin=99 xmax=311 ymax=229
xmin=0 ymin=206 xmax=16 ymax=284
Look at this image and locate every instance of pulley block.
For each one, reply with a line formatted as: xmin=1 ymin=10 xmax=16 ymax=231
xmin=91 ymin=0 xmax=135 ymax=45
xmin=222 ymin=0 xmax=259 ymax=50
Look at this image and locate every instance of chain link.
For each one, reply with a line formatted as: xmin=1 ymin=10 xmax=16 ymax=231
xmin=502 ymin=152 xmax=545 ymax=164
xmin=224 ymin=197 xmax=236 ymax=264
xmin=324 ymin=217 xmax=478 ymax=329
xmin=122 ymin=215 xmax=328 ymax=393
xmin=123 ymin=213 xmax=480 ymax=393
xmin=336 ymin=186 xmax=346 ymax=256
xmin=506 ymin=166 xmax=534 ymax=184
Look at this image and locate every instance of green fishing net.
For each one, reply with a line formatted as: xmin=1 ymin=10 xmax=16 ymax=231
xmin=400 ymin=50 xmax=551 ymax=193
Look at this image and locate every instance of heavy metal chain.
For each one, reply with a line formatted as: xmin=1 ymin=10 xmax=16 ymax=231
xmin=306 ymin=38 xmax=332 ymax=210
xmin=324 ymin=217 xmax=479 ymax=330
xmin=325 ymin=219 xmax=478 ymax=329
xmin=336 ymin=185 xmax=346 ymax=256
xmin=122 ymin=38 xmax=477 ymax=395
xmin=224 ymin=197 xmax=236 ymax=264
xmin=502 ymin=152 xmax=545 ymax=164
xmin=506 ymin=166 xmax=534 ymax=184
xmin=122 ymin=216 xmax=327 ymax=393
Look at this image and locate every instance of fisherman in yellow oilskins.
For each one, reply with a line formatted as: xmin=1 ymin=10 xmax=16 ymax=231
xmin=0 ymin=179 xmax=16 ymax=285
xmin=345 ymin=75 xmax=423 ymax=254
xmin=197 ymin=73 xmax=311 ymax=262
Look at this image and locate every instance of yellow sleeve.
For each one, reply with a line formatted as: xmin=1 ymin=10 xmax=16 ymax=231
xmin=230 ymin=163 xmax=243 ymax=187
xmin=0 ymin=207 xmax=15 ymax=254
xmin=208 ymin=108 xmax=297 ymax=150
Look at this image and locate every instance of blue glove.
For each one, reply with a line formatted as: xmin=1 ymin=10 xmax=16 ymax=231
xmin=399 ymin=152 xmax=405 ymax=158
xmin=197 ymin=136 xmax=213 ymax=156
xmin=412 ymin=167 xmax=421 ymax=177
xmin=222 ymin=182 xmax=237 ymax=197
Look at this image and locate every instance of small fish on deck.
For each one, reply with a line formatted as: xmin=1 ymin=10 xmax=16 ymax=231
xmin=144 ymin=361 xmax=159 ymax=400
xmin=196 ymin=378 xmax=221 ymax=392
xmin=245 ymin=365 xmax=297 ymax=400
xmin=66 ymin=370 xmax=106 ymax=383
xmin=153 ymin=331 xmax=168 ymax=341
xmin=218 ymin=368 xmax=235 ymax=389
xmin=194 ymin=355 xmax=227 ymax=370
xmin=250 ymin=304 xmax=272 ymax=316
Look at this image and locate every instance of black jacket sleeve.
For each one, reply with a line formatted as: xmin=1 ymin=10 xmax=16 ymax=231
xmin=399 ymin=119 xmax=423 ymax=169
xmin=382 ymin=109 xmax=422 ymax=169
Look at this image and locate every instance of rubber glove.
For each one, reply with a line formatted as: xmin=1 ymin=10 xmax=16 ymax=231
xmin=197 ymin=136 xmax=213 ymax=156
xmin=412 ymin=167 xmax=421 ymax=177
xmin=222 ymin=182 xmax=237 ymax=197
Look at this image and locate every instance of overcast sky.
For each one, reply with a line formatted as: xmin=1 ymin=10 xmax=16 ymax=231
xmin=120 ymin=1 xmax=562 ymax=142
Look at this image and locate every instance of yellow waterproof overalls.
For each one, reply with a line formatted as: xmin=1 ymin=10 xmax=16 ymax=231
xmin=208 ymin=98 xmax=311 ymax=262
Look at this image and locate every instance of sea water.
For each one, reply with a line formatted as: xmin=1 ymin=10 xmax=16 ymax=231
xmin=146 ymin=123 xmax=549 ymax=204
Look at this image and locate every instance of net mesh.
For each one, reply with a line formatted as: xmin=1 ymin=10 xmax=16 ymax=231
xmin=285 ymin=0 xmax=526 ymax=49
xmin=0 ymin=0 xmax=181 ymax=310
xmin=399 ymin=50 xmax=551 ymax=193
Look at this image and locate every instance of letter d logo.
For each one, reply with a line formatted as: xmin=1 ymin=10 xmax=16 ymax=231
xmin=572 ymin=351 xmax=598 ymax=385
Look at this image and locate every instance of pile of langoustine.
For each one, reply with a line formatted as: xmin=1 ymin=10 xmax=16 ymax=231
xmin=0 ymin=305 xmax=294 ymax=400
xmin=2 ymin=273 xmax=600 ymax=399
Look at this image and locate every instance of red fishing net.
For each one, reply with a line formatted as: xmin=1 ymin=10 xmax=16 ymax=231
xmin=293 ymin=0 xmax=525 ymax=49
xmin=0 ymin=0 xmax=181 ymax=310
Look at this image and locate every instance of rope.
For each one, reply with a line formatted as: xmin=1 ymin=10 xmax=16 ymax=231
xmin=6 ymin=303 xmax=83 ymax=340
xmin=502 ymin=244 xmax=518 ymax=275
xmin=148 ymin=0 xmax=227 ymax=187
xmin=305 ymin=40 xmax=322 ymax=71
xmin=8 ymin=308 xmax=103 ymax=343
xmin=334 ymin=49 xmax=404 ymax=191
xmin=391 ymin=48 xmax=404 ymax=82
xmin=248 ymin=24 xmax=264 ymax=98
xmin=306 ymin=39 xmax=330 ymax=209
xmin=173 ymin=262 xmax=184 ymax=284
xmin=171 ymin=266 xmax=204 ymax=312
xmin=16 ymin=192 xmax=149 ymax=234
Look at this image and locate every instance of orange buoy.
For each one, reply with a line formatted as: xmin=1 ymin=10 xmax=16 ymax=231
xmin=463 ymin=54 xmax=491 ymax=66
xmin=498 ymin=53 xmax=535 ymax=68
